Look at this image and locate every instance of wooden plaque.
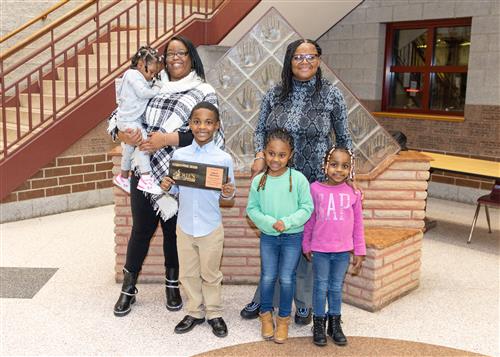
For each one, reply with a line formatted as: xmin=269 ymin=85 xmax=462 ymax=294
xmin=169 ymin=160 xmax=228 ymax=191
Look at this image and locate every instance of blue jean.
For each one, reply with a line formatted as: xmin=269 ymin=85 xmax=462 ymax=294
xmin=312 ymin=251 xmax=350 ymax=317
xmin=260 ymin=232 xmax=303 ymax=317
xmin=251 ymin=253 xmax=312 ymax=309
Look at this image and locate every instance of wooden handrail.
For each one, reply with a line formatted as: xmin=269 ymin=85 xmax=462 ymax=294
xmin=0 ymin=0 xmax=97 ymax=61
xmin=0 ymin=0 xmax=70 ymax=44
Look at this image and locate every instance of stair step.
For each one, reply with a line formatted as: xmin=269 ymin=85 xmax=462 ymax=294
xmin=0 ymin=122 xmax=28 ymax=143
xmin=57 ymin=67 xmax=98 ymax=82
xmin=108 ymin=28 xmax=181 ymax=45
xmin=0 ymin=107 xmax=51 ymax=126
xmin=77 ymin=53 xmax=130 ymax=67
xmin=19 ymin=93 xmax=74 ymax=111
xmin=92 ymin=42 xmax=140 ymax=57
xmin=110 ymin=29 xmax=149 ymax=44
xmin=0 ymin=125 xmax=44 ymax=156
xmin=42 ymin=79 xmax=97 ymax=97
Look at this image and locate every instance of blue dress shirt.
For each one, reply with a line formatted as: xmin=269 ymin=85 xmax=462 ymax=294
xmin=170 ymin=140 xmax=235 ymax=237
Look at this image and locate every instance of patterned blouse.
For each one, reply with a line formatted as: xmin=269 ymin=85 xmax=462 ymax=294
xmin=254 ymin=76 xmax=352 ymax=182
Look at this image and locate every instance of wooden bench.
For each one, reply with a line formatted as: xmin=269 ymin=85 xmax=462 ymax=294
xmin=343 ymin=227 xmax=423 ymax=312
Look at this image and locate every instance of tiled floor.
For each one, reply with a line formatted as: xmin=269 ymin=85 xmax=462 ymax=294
xmin=0 ymin=198 xmax=498 ymax=356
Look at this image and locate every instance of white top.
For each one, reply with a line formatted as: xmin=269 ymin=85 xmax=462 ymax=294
xmin=116 ymin=69 xmax=160 ymax=123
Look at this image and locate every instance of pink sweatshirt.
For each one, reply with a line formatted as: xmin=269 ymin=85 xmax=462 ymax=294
xmin=302 ymin=181 xmax=366 ymax=256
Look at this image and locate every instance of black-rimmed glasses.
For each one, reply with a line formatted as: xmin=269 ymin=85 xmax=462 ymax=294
xmin=165 ymin=50 xmax=189 ymax=59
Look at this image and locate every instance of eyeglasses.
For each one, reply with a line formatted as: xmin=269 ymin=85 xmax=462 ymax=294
xmin=165 ymin=50 xmax=189 ymax=59
xmin=292 ymin=54 xmax=319 ymax=63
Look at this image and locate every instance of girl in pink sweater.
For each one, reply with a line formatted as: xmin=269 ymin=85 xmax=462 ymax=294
xmin=302 ymin=146 xmax=366 ymax=347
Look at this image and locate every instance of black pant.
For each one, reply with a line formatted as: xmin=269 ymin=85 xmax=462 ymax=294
xmin=124 ymin=174 xmax=179 ymax=273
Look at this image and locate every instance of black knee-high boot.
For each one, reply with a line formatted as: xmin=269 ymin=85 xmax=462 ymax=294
xmin=165 ymin=267 xmax=182 ymax=311
xmin=114 ymin=268 xmax=138 ymax=317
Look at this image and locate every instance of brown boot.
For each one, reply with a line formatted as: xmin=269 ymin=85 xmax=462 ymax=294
xmin=274 ymin=315 xmax=290 ymax=344
xmin=259 ymin=312 xmax=274 ymax=340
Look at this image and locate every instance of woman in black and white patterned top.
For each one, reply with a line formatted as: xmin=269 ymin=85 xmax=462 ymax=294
xmin=112 ymin=36 xmax=222 ymax=318
xmin=241 ymin=39 xmax=353 ymax=329
xmin=253 ymin=41 xmax=352 ymax=182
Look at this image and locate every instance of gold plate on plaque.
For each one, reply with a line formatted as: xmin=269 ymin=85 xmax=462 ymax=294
xmin=169 ymin=160 xmax=228 ymax=190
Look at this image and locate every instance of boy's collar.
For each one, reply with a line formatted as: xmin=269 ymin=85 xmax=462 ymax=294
xmin=192 ymin=139 xmax=215 ymax=151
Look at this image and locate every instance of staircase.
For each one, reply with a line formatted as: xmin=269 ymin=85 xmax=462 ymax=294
xmin=0 ymin=0 xmax=260 ymax=200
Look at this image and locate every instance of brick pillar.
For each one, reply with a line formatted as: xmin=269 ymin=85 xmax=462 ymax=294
xmin=343 ymin=228 xmax=423 ymax=312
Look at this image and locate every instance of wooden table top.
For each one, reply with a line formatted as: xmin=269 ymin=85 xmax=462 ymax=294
xmin=422 ymin=151 xmax=500 ymax=179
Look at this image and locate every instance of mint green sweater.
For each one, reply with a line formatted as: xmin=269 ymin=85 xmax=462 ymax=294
xmin=246 ymin=168 xmax=313 ymax=236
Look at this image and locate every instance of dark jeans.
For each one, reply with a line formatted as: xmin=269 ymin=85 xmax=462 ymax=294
xmin=124 ymin=174 xmax=179 ymax=273
xmin=312 ymin=251 xmax=350 ymax=317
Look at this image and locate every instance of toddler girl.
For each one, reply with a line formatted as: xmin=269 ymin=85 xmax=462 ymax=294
xmin=246 ymin=128 xmax=313 ymax=344
xmin=302 ymin=146 xmax=366 ymax=347
xmin=113 ymin=46 xmax=162 ymax=194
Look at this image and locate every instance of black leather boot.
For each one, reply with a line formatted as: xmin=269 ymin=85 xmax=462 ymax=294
xmin=312 ymin=315 xmax=327 ymax=346
xmin=327 ymin=314 xmax=347 ymax=346
xmin=113 ymin=268 xmax=138 ymax=317
xmin=165 ymin=267 xmax=182 ymax=311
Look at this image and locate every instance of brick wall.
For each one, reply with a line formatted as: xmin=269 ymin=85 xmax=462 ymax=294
xmin=374 ymin=105 xmax=500 ymax=162
xmin=0 ymin=121 xmax=115 ymax=222
xmin=1 ymin=154 xmax=114 ymax=204
xmin=1 ymin=122 xmax=115 ymax=205
xmin=430 ymin=169 xmax=495 ymax=191
xmin=112 ymin=150 xmax=431 ymax=283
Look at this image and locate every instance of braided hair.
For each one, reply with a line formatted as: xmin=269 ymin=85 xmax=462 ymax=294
xmin=323 ymin=146 xmax=356 ymax=181
xmin=130 ymin=45 xmax=159 ymax=73
xmin=279 ymin=39 xmax=323 ymax=101
xmin=257 ymin=128 xmax=294 ymax=192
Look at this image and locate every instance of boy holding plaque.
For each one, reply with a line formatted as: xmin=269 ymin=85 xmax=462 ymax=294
xmin=160 ymin=102 xmax=235 ymax=338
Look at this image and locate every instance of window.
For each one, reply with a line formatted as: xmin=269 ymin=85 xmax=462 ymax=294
xmin=382 ymin=18 xmax=471 ymax=115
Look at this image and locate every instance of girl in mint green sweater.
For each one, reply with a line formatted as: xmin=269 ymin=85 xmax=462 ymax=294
xmin=246 ymin=129 xmax=313 ymax=343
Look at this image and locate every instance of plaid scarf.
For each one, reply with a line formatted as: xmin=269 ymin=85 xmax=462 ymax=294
xmin=107 ymin=71 xmax=224 ymax=220
xmin=140 ymin=74 xmax=224 ymax=220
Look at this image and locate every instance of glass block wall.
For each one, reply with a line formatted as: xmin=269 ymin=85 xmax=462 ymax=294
xmin=206 ymin=7 xmax=400 ymax=174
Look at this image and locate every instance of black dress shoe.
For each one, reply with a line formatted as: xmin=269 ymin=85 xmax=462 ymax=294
xmin=207 ymin=317 xmax=228 ymax=338
xmin=174 ymin=315 xmax=205 ymax=334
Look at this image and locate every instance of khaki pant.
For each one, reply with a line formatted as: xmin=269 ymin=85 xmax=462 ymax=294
xmin=176 ymin=224 xmax=224 ymax=320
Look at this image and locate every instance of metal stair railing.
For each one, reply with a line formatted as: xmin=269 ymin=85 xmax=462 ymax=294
xmin=0 ymin=0 xmax=71 ymax=45
xmin=0 ymin=0 xmax=225 ymax=160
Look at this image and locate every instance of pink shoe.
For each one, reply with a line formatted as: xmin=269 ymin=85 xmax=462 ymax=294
xmin=113 ymin=175 xmax=131 ymax=194
xmin=137 ymin=174 xmax=163 ymax=195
